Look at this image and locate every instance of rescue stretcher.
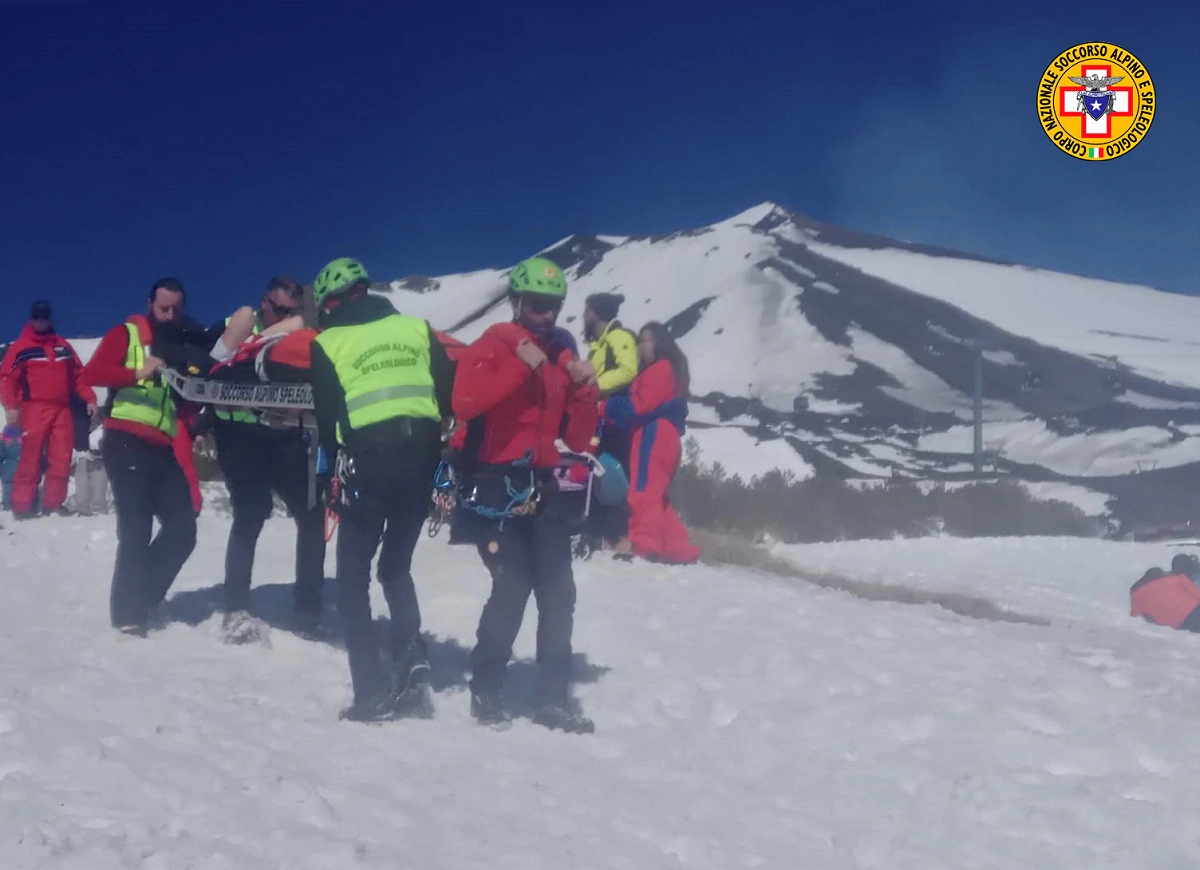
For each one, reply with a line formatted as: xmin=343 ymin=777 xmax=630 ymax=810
xmin=160 ymin=368 xmax=626 ymax=555
xmin=161 ymin=367 xmax=314 ymax=410
xmin=160 ymin=367 xmax=323 ymax=514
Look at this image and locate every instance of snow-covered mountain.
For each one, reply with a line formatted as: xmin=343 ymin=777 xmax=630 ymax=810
xmin=25 ymin=202 xmax=1199 ymax=529
xmin=375 ymin=202 xmax=1200 ymax=529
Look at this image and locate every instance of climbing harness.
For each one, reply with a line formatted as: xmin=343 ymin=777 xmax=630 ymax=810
xmin=426 ymin=460 xmax=458 ymax=538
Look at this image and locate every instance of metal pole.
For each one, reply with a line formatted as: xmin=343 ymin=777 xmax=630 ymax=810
xmin=973 ymin=349 xmax=983 ymax=476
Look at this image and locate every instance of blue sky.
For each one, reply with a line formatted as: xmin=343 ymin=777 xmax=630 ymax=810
xmin=1 ymin=0 xmax=1196 ymax=339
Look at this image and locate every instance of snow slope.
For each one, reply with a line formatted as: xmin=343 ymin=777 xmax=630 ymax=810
xmin=5 ymin=514 xmax=1200 ymax=867
xmin=361 ymin=202 xmax=1200 ymax=526
xmin=806 ymin=242 xmax=1200 ymax=390
xmin=920 ymin=420 xmax=1200 ymax=477
xmin=776 ymin=535 xmax=1186 ymax=628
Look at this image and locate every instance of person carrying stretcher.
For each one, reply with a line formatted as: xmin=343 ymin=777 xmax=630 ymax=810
xmin=204 ymin=276 xmax=326 ymax=641
xmin=309 ymin=258 xmax=454 ymax=722
xmin=450 ymin=257 xmax=599 ymax=733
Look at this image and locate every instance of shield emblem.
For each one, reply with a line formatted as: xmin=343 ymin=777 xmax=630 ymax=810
xmin=1085 ymin=91 xmax=1113 ymax=122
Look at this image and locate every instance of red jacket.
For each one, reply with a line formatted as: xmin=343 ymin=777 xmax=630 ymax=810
xmin=82 ymin=315 xmax=174 ymax=448
xmin=451 ymin=322 xmax=598 ymax=468
xmin=173 ymin=404 xmax=203 ymax=513
xmin=1131 ymin=572 xmax=1200 ymax=629
xmin=0 ymin=324 xmax=96 ymax=409
xmin=433 ymin=328 xmax=468 ymax=363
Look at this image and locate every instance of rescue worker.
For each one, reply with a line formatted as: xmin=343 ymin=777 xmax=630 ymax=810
xmin=452 ymin=257 xmax=599 ymax=733
xmin=0 ymin=300 xmax=98 ymax=518
xmin=82 ymin=279 xmax=198 ymax=636
xmin=1130 ymin=554 xmax=1200 ymax=632
xmin=206 ymin=276 xmax=325 ymax=639
xmin=603 ymin=321 xmax=700 ymax=565
xmin=583 ymin=292 xmax=638 ymax=398
xmin=309 ymin=258 xmax=453 ymax=721
xmin=582 ymin=292 xmax=638 ymax=551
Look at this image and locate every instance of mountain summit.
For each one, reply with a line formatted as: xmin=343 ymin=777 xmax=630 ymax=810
xmin=378 ymin=202 xmax=1200 ymax=529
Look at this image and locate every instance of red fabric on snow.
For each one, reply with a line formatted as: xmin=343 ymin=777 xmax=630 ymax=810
xmin=1131 ymin=573 xmax=1200 ymax=629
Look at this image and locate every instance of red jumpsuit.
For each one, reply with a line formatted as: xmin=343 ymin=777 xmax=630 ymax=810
xmin=604 ymin=360 xmax=699 ymax=564
xmin=0 ymin=325 xmax=96 ymax=514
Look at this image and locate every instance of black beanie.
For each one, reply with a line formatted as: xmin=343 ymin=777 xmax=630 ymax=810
xmin=585 ymin=292 xmax=624 ymax=322
xmin=1172 ymin=553 xmax=1199 ymax=576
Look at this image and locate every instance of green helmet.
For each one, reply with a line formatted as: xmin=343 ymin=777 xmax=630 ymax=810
xmin=313 ymin=257 xmax=370 ymax=306
xmin=508 ymin=257 xmax=567 ymax=299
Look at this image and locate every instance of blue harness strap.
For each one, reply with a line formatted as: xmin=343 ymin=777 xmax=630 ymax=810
xmin=455 ymin=449 xmax=540 ymax=531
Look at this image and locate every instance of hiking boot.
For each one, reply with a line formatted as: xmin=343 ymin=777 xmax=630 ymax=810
xmin=338 ymin=690 xmax=396 ymax=723
xmin=469 ymin=690 xmax=511 ymax=727
xmin=533 ymin=703 xmax=595 ymax=735
xmin=392 ymin=636 xmax=431 ymax=697
xmin=290 ymin=606 xmax=324 ymax=639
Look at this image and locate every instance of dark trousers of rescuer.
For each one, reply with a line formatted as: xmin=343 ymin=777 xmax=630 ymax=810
xmin=214 ymin=421 xmax=324 ymax=621
xmin=470 ymin=488 xmax=578 ymax=709
xmin=103 ymin=430 xmax=197 ymax=630
xmin=336 ymin=448 xmax=439 ymax=701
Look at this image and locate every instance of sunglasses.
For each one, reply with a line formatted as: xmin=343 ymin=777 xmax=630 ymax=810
xmin=522 ymin=297 xmax=562 ymax=315
xmin=31 ymin=314 xmax=51 ymax=322
xmin=267 ymin=299 xmax=301 ymax=317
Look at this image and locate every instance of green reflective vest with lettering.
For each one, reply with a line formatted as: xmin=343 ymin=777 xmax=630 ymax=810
xmin=109 ymin=322 xmax=177 ymax=437
xmin=215 ymin=314 xmax=263 ymax=424
xmin=314 ymin=314 xmax=439 ymax=444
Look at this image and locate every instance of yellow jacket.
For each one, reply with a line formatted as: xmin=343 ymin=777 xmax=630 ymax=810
xmin=587 ymin=321 xmax=638 ymax=397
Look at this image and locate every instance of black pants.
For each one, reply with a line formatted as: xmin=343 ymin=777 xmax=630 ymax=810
xmin=336 ymin=458 xmax=436 ymax=700
xmin=471 ymin=495 xmax=577 ymax=706
xmin=1180 ymin=606 xmax=1200 ymax=633
xmin=103 ymin=430 xmax=198 ymax=628
xmin=215 ymin=422 xmax=324 ymax=616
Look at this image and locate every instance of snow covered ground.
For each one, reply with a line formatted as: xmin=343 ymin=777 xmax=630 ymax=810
xmin=4 ymin=510 xmax=1200 ymax=867
xmin=775 ymin=535 xmax=1189 ymax=629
